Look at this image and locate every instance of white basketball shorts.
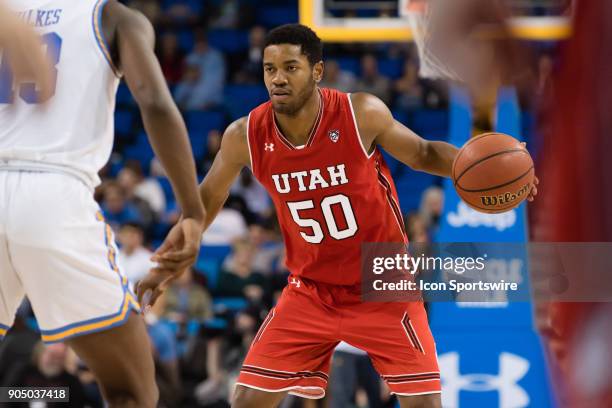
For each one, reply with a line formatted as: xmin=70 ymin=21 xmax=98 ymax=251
xmin=0 ymin=170 xmax=140 ymax=343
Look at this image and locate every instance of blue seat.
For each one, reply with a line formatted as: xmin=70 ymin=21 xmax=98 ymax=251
xmin=156 ymin=176 xmax=174 ymax=204
xmin=203 ymin=318 xmax=228 ymax=330
xmin=196 ymin=258 xmax=221 ymax=289
xmin=201 ymin=244 xmax=233 ymax=260
xmin=186 ymin=110 xmax=225 ymax=134
xmin=196 ymin=244 xmax=233 ymax=289
xmin=411 ymin=109 xmax=449 ymax=139
xmin=256 ymin=6 xmax=298 ymax=27
xmin=381 ymin=149 xmax=402 ymax=177
xmin=161 ymin=0 xmax=203 ymax=14
xmin=116 ymin=83 xmax=134 ymax=105
xmin=124 ymin=133 xmax=154 ymax=172
xmin=392 ymin=109 xmax=409 ymax=126
xmin=114 ymin=110 xmax=134 ymax=136
xmin=177 ymin=29 xmax=194 ymax=53
xmin=208 ymin=29 xmax=250 ymax=54
xmin=189 ymin=132 xmax=206 ymax=160
xmin=394 ymin=169 xmax=437 ymax=214
xmin=378 ymin=59 xmax=404 ymax=80
xmin=224 ymin=85 xmax=269 ymax=119
xmin=336 ymin=57 xmax=360 ymax=76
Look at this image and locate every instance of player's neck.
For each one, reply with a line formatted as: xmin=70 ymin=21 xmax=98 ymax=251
xmin=274 ymin=89 xmax=321 ymax=146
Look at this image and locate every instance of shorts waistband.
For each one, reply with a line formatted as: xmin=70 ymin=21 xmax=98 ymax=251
xmin=0 ymin=162 xmax=94 ymax=191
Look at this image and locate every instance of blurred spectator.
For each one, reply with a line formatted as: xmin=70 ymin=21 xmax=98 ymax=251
xmin=118 ymin=160 xmax=166 ymax=217
xmin=100 ymin=181 xmax=143 ymax=231
xmin=158 ymin=33 xmax=185 ymax=85
xmin=224 ymin=221 xmax=282 ymax=275
xmin=162 ymin=268 xmax=213 ymax=323
xmin=210 ymin=0 xmax=240 ymax=28
xmin=355 ymin=54 xmax=391 ymax=104
xmin=419 ymin=186 xmax=444 ymax=236
xmin=146 ymin=297 xmax=182 ymax=407
xmin=175 ymin=36 xmax=225 ymax=109
xmin=216 ymin=239 xmax=267 ymax=303
xmin=3 ymin=342 xmax=87 ymax=407
xmin=200 ymin=129 xmax=222 ymax=175
xmin=320 ymin=59 xmax=356 ymax=92
xmin=199 ymin=305 xmax=264 ymax=405
xmin=127 ymin=0 xmax=160 ymax=24
xmin=118 ymin=222 xmax=154 ymax=287
xmin=64 ymin=348 xmax=103 ymax=407
xmin=161 ymin=0 xmax=201 ymax=25
xmin=201 ymin=201 xmax=248 ymax=245
xmin=234 ymin=26 xmax=266 ymax=83
xmin=0 ymin=315 xmax=38 ymax=386
xmin=329 ymin=342 xmax=382 ymax=408
xmin=404 ymin=212 xmax=430 ymax=243
xmin=193 ymin=335 xmax=226 ymax=405
xmin=230 ymin=169 xmax=272 ymax=219
xmin=394 ymin=60 xmax=424 ymax=110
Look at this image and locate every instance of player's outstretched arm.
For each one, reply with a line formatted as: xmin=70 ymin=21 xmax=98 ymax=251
xmin=198 ymin=118 xmax=251 ymax=230
xmin=350 ymin=92 xmax=458 ymax=178
xmin=104 ymin=2 xmax=205 ymax=305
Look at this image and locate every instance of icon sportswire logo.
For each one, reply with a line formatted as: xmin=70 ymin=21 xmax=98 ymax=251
xmin=447 ymin=201 xmax=517 ymax=231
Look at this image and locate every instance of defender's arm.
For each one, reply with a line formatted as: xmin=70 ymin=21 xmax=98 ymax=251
xmin=106 ymin=1 xmax=204 ymax=224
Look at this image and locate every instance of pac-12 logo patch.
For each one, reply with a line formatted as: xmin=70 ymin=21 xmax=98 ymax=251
xmin=328 ymin=129 xmax=340 ymax=143
xmin=264 ymin=143 xmax=275 ymax=152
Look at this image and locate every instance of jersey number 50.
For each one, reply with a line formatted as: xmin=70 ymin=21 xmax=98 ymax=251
xmin=0 ymin=32 xmax=62 ymax=104
xmin=287 ymin=194 xmax=358 ymax=244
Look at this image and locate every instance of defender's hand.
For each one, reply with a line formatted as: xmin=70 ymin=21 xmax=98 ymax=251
xmin=136 ymin=217 xmax=203 ymax=308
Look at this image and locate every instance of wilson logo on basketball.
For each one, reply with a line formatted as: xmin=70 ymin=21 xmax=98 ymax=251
xmin=480 ymin=183 xmax=531 ymax=207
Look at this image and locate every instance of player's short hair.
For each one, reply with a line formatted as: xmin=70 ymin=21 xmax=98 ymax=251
xmin=264 ymin=24 xmax=323 ymax=66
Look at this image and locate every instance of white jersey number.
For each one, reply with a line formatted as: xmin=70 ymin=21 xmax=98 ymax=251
xmin=287 ymin=194 xmax=358 ymax=244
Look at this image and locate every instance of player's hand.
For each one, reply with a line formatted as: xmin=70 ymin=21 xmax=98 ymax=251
xmin=520 ymin=143 xmax=539 ymax=202
xmin=136 ymin=217 xmax=204 ymax=308
xmin=0 ymin=10 xmax=53 ymax=101
xmin=136 ymin=269 xmax=174 ymax=311
xmin=527 ymin=176 xmax=539 ymax=202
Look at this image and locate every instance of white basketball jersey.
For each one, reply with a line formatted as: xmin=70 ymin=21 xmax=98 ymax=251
xmin=0 ymin=0 xmax=120 ymax=189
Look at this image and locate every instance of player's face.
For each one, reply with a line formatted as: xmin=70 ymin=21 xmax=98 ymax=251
xmin=263 ymin=44 xmax=322 ymax=115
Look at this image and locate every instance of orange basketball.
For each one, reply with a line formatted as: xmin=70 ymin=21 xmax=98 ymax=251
xmin=452 ymin=132 xmax=534 ymax=214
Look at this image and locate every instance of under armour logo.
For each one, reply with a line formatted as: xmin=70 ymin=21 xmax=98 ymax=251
xmin=439 ymin=352 xmax=530 ymax=408
xmin=265 ymin=143 xmax=275 ymax=152
xmin=290 ymin=277 xmax=301 ymax=288
xmin=328 ymin=129 xmax=340 ymax=143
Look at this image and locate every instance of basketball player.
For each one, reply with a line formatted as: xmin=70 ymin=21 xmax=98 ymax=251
xmin=151 ymin=23 xmax=535 ymax=407
xmin=0 ymin=0 xmax=204 ymax=406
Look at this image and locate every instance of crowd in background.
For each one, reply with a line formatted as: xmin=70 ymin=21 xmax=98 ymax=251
xmin=0 ymin=0 xmax=555 ymax=407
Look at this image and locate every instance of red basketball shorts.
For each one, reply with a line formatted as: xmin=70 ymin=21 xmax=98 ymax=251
xmin=236 ymin=275 xmax=440 ymax=399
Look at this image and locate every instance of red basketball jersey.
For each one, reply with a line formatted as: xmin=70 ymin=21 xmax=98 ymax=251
xmin=247 ymin=88 xmax=407 ymax=285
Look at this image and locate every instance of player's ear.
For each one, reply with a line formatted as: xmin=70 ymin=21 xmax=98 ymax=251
xmin=313 ymin=61 xmax=323 ymax=83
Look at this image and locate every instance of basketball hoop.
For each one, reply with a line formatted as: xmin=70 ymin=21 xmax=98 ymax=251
xmin=402 ymin=0 xmax=461 ymax=80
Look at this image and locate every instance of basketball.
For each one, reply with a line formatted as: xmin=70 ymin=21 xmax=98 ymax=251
xmin=452 ymin=133 xmax=534 ymax=214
